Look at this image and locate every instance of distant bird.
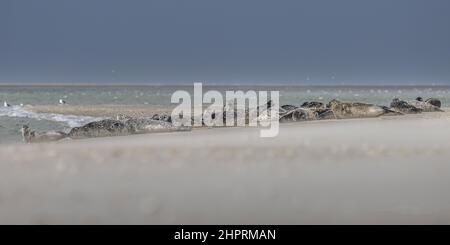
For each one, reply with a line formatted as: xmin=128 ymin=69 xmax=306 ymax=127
xmin=59 ymin=99 xmax=66 ymax=105
xmin=3 ymin=101 xmax=10 ymax=107
xmin=19 ymin=103 xmax=24 ymax=107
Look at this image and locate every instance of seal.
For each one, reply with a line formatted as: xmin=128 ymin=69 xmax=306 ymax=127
xmin=121 ymin=117 xmax=191 ymax=134
xmin=300 ymin=102 xmax=335 ymax=119
xmin=279 ymin=105 xmax=319 ymax=122
xmin=280 ymin=104 xmax=299 ymax=112
xmin=67 ymin=119 xmax=129 ymax=139
xmin=409 ymin=99 xmax=443 ymax=112
xmin=390 ymin=98 xmax=422 ymax=114
xmin=425 ymin=98 xmax=442 ymax=108
xmin=69 ymin=117 xmax=190 ymax=139
xmin=315 ymin=108 xmax=337 ymax=120
xmin=151 ymin=113 xmax=172 ymax=122
xmin=301 ymin=101 xmax=326 ymax=110
xmin=277 ymin=104 xmax=336 ymax=122
xmin=21 ymin=125 xmax=68 ymax=143
xmin=22 ymin=116 xmax=191 ymax=143
xmin=327 ymin=99 xmax=401 ymax=119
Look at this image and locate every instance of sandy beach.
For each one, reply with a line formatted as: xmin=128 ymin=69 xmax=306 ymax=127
xmin=1 ymin=109 xmax=450 ymax=224
xmin=28 ymin=105 xmax=174 ymax=118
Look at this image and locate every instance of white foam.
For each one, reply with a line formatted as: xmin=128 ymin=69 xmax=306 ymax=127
xmin=0 ymin=106 xmax=100 ymax=128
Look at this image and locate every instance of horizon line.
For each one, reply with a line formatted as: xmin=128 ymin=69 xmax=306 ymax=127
xmin=1 ymin=82 xmax=450 ymax=87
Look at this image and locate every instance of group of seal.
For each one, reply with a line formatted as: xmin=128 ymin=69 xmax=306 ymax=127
xmin=21 ymin=116 xmax=191 ymax=143
xmin=21 ymin=96 xmax=443 ymax=143
xmin=276 ymin=96 xmax=442 ymax=122
xmin=390 ymin=97 xmax=443 ymax=113
xmin=277 ymin=98 xmax=412 ymax=122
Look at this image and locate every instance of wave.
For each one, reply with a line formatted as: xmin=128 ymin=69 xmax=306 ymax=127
xmin=0 ymin=106 xmax=101 ymax=128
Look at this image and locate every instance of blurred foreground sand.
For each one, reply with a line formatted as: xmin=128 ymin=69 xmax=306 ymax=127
xmin=1 ymin=110 xmax=450 ymax=224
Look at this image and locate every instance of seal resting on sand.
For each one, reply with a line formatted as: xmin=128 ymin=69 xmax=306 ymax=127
xmin=280 ymin=105 xmax=299 ymax=111
xmin=278 ymin=104 xmax=335 ymax=122
xmin=301 ymin=101 xmax=326 ymax=110
xmin=21 ymin=125 xmax=68 ymax=143
xmin=121 ymin=118 xmax=191 ymax=133
xmin=327 ymin=99 xmax=401 ymax=119
xmin=300 ymin=102 xmax=335 ymax=119
xmin=315 ymin=108 xmax=337 ymax=119
xmin=279 ymin=107 xmax=318 ymax=122
xmin=23 ymin=117 xmax=191 ymax=143
xmin=69 ymin=118 xmax=190 ymax=139
xmin=409 ymin=98 xmax=443 ymax=112
xmin=151 ymin=113 xmax=172 ymax=122
xmin=423 ymin=98 xmax=441 ymax=108
xmin=390 ymin=98 xmax=422 ymax=114
xmin=67 ymin=119 xmax=129 ymax=139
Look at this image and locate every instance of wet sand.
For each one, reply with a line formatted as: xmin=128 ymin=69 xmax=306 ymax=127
xmin=28 ymin=105 xmax=174 ymax=118
xmin=1 ymin=110 xmax=450 ymax=224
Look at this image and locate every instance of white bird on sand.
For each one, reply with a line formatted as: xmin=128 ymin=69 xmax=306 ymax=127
xmin=59 ymin=99 xmax=66 ymax=105
xmin=4 ymin=101 xmax=11 ymax=107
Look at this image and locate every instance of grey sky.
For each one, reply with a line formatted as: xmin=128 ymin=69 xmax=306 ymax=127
xmin=1 ymin=0 xmax=450 ymax=84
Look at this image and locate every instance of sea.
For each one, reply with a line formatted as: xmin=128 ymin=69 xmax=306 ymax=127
xmin=1 ymin=84 xmax=450 ymax=144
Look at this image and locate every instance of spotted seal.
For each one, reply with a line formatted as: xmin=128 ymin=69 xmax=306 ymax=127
xmin=300 ymin=101 xmax=335 ymax=119
xmin=23 ymin=116 xmax=192 ymax=143
xmin=67 ymin=119 xmax=129 ymax=139
xmin=151 ymin=113 xmax=172 ymax=122
xmin=408 ymin=98 xmax=443 ymax=112
xmin=69 ymin=117 xmax=190 ymax=139
xmin=390 ymin=98 xmax=422 ymax=114
xmin=121 ymin=117 xmax=191 ymax=133
xmin=425 ymin=98 xmax=441 ymax=108
xmin=301 ymin=101 xmax=326 ymax=110
xmin=327 ymin=99 xmax=401 ymax=119
xmin=280 ymin=104 xmax=299 ymax=111
xmin=279 ymin=106 xmax=318 ymax=122
xmin=277 ymin=104 xmax=334 ymax=122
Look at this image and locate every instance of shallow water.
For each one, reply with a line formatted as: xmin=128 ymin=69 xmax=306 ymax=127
xmin=1 ymin=84 xmax=450 ymax=144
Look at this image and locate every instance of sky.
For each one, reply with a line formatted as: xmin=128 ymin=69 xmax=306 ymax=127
xmin=1 ymin=0 xmax=450 ymax=84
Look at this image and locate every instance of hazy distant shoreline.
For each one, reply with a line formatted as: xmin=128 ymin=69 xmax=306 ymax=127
xmin=2 ymin=83 xmax=450 ymax=88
